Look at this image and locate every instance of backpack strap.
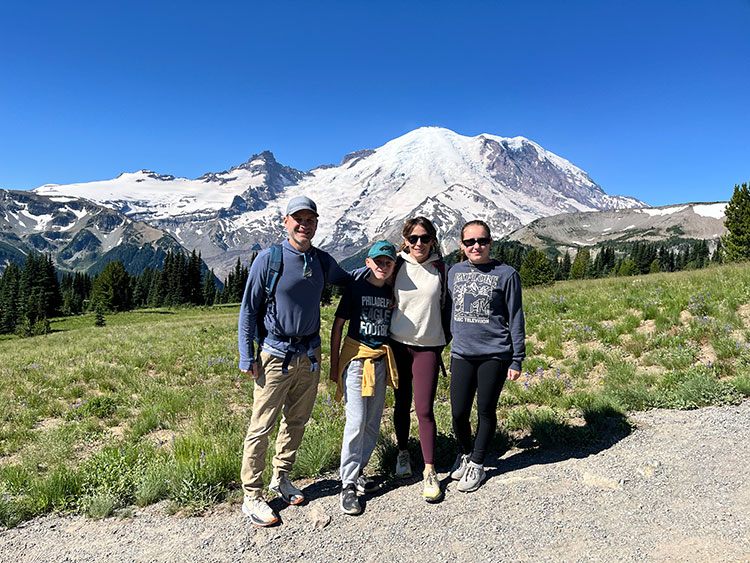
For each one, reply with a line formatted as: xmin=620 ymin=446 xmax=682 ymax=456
xmin=264 ymin=244 xmax=283 ymax=299
xmin=432 ymin=259 xmax=447 ymax=308
xmin=432 ymin=259 xmax=449 ymax=378
xmin=254 ymin=244 xmax=283 ymax=355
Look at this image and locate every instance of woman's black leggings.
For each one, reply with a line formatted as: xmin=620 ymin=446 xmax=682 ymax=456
xmin=450 ymin=356 xmax=510 ymax=465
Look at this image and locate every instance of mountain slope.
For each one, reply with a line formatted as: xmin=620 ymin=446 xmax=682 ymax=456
xmin=0 ymin=190 xmax=188 ymax=274
xmin=32 ymin=127 xmax=645 ymax=276
xmin=504 ymin=202 xmax=727 ymax=255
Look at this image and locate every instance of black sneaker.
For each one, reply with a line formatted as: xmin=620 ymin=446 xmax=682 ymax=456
xmin=355 ymin=474 xmax=378 ymax=494
xmin=340 ymin=484 xmax=362 ymax=515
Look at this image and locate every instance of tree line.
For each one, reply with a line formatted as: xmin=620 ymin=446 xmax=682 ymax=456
xmin=3 ymin=180 xmax=749 ymax=332
xmin=502 ymin=239 xmax=722 ymax=288
xmin=518 ymin=179 xmax=750 ymax=287
xmin=0 ymin=250 xmax=252 ymax=336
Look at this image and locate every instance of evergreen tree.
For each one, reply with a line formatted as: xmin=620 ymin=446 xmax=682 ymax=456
xmin=132 ymin=266 xmax=154 ymax=308
xmin=569 ymin=248 xmax=591 ymax=280
xmin=91 ymin=261 xmax=131 ymax=312
xmin=494 ymin=244 xmax=506 ymax=265
xmin=711 ymin=240 xmax=724 ymax=264
xmin=60 ymin=271 xmax=92 ymax=315
xmin=188 ymin=250 xmax=203 ymax=305
xmin=617 ymin=258 xmax=639 ymax=276
xmin=561 ymin=250 xmax=572 ymax=279
xmin=722 ymin=181 xmax=750 ymax=262
xmin=0 ymin=263 xmax=21 ymax=334
xmin=202 ymin=269 xmax=216 ymax=306
xmin=94 ymin=306 xmax=106 ymax=327
xmin=148 ymin=267 xmax=166 ymax=307
xmin=649 ymin=259 xmax=661 ymax=274
xmin=520 ymin=249 xmax=555 ymax=287
xmin=18 ymin=253 xmax=61 ymax=323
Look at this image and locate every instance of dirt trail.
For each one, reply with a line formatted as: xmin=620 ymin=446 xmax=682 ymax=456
xmin=2 ymin=401 xmax=749 ymax=562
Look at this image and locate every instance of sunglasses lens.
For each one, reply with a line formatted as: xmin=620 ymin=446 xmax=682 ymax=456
xmin=407 ymin=235 xmax=431 ymax=244
xmin=463 ymin=237 xmax=491 ymax=247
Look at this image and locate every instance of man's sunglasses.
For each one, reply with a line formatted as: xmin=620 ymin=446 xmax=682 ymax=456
xmin=462 ymin=237 xmax=491 ymax=247
xmin=406 ymin=234 xmax=432 ymax=244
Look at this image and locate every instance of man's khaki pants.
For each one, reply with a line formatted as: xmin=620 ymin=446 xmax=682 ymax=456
xmin=240 ymin=348 xmax=321 ymax=498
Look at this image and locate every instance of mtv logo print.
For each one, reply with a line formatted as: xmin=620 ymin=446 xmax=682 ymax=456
xmin=453 ymin=272 xmax=497 ymax=324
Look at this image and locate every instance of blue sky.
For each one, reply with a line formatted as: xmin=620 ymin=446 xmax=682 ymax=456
xmin=1 ymin=0 xmax=748 ymax=206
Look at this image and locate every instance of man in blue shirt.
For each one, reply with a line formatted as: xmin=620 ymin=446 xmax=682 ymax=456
xmin=238 ymin=195 xmax=350 ymax=527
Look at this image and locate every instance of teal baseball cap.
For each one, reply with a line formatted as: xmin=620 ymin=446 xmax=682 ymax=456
xmin=367 ymin=240 xmax=397 ymax=261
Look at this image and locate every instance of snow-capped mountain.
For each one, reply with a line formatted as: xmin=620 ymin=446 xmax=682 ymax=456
xmin=33 ymin=127 xmax=645 ymax=277
xmin=0 ymin=189 xmax=188 ymax=274
xmin=505 ymin=202 xmax=727 ymax=255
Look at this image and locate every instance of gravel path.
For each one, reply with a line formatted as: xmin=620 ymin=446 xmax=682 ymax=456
xmin=2 ymin=401 xmax=749 ymax=562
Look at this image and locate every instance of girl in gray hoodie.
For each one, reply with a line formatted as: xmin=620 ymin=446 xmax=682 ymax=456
xmin=446 ymin=220 xmax=525 ymax=493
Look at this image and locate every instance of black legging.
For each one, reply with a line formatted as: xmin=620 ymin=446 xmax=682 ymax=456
xmin=450 ymin=356 xmax=510 ymax=465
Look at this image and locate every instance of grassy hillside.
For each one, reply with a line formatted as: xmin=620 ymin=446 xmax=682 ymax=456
xmin=2 ymin=264 xmax=749 ymax=527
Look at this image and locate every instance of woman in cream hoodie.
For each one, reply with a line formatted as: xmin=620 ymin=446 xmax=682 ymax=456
xmin=389 ymin=216 xmax=447 ymax=503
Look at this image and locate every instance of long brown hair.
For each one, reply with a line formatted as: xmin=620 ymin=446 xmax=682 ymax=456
xmin=399 ymin=216 xmax=441 ymax=256
xmin=459 ymin=220 xmax=491 ymax=262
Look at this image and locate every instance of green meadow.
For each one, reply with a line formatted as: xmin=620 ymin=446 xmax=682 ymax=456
xmin=2 ymin=264 xmax=750 ymax=527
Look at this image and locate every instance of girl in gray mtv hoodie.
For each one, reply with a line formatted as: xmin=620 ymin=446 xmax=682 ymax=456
xmin=446 ymin=220 xmax=526 ymax=494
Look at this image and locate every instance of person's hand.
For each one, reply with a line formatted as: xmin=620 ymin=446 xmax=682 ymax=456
xmin=507 ymin=369 xmax=521 ymax=381
xmin=241 ymin=364 xmax=259 ymax=379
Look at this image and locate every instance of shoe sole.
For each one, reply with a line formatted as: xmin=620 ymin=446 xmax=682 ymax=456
xmin=457 ymin=475 xmax=486 ymax=493
xmin=395 ymin=470 xmax=412 ymax=479
xmin=423 ymin=491 xmax=444 ymax=503
xmin=269 ymin=485 xmax=305 ymax=505
xmin=340 ymin=498 xmax=362 ymax=515
xmin=242 ymin=502 xmax=279 ymax=527
xmin=355 ymin=483 xmax=379 ymax=494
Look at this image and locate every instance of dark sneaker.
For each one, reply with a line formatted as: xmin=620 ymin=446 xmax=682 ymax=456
xmin=395 ymin=450 xmax=412 ymax=478
xmin=355 ymin=474 xmax=378 ymax=494
xmin=450 ymin=454 xmax=470 ymax=481
xmin=422 ymin=469 xmax=443 ymax=503
xmin=242 ymin=496 xmax=279 ymax=527
xmin=457 ymin=461 xmax=486 ymax=493
xmin=340 ymin=484 xmax=362 ymax=515
xmin=269 ymin=473 xmax=305 ymax=505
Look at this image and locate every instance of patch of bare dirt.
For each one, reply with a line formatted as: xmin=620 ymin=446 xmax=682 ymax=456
xmin=143 ymin=429 xmax=176 ymax=450
xmin=695 ymin=341 xmax=718 ymax=368
xmin=679 ymin=310 xmax=693 ymax=327
xmin=637 ymin=319 xmax=656 ymax=335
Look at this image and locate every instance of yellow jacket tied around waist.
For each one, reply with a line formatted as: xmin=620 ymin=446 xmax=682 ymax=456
xmin=334 ymin=336 xmax=399 ymax=402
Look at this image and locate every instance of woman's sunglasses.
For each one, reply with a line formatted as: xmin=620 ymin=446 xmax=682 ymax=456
xmin=406 ymin=234 xmax=432 ymax=244
xmin=461 ymin=237 xmax=491 ymax=247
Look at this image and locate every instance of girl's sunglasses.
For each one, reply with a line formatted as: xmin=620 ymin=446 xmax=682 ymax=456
xmin=461 ymin=237 xmax=491 ymax=247
xmin=406 ymin=234 xmax=432 ymax=244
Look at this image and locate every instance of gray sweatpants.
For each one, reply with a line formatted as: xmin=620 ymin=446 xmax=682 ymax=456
xmin=339 ymin=358 xmax=387 ymax=486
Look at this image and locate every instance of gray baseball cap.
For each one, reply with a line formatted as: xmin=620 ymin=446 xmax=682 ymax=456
xmin=286 ymin=196 xmax=318 ymax=216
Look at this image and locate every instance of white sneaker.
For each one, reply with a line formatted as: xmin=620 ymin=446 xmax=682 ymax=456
xmin=457 ymin=461 xmax=486 ymax=493
xmin=269 ymin=473 xmax=305 ymax=505
xmin=450 ymin=454 xmax=470 ymax=480
xmin=242 ymin=496 xmax=279 ymax=527
xmin=395 ymin=450 xmax=412 ymax=478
